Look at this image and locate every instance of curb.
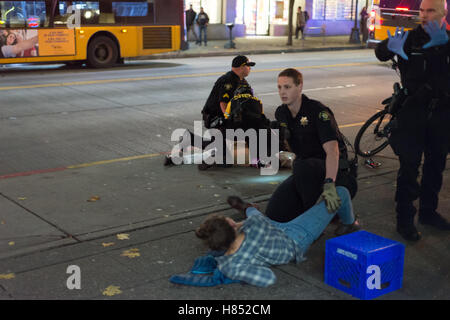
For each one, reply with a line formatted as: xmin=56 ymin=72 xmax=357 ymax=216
xmin=130 ymin=45 xmax=369 ymax=61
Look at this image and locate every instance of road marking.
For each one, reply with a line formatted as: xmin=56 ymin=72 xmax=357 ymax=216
xmin=0 ymin=62 xmax=376 ymax=91
xmin=259 ymin=84 xmax=356 ymax=96
xmin=0 ymin=120 xmax=368 ymax=180
xmin=66 ymin=153 xmax=163 ymax=169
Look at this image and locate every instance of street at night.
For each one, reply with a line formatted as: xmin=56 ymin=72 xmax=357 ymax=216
xmin=0 ymin=49 xmax=448 ymax=301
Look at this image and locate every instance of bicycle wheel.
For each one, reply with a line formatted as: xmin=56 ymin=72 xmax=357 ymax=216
xmin=354 ymin=109 xmax=393 ymax=157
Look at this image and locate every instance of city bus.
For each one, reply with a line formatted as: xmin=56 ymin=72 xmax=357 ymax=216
xmin=367 ymin=0 xmax=450 ymax=47
xmin=0 ymin=0 xmax=183 ymax=67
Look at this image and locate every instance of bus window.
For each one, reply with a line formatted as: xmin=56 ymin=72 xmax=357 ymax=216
xmin=54 ymin=1 xmax=100 ymax=25
xmin=0 ymin=1 xmax=48 ymax=28
xmin=111 ymin=0 xmax=154 ymax=25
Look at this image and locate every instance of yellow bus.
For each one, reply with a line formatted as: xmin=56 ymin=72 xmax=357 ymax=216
xmin=367 ymin=0 xmax=450 ymax=48
xmin=0 ymin=0 xmax=182 ymax=67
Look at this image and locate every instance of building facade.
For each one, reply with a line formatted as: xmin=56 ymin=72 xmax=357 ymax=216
xmin=184 ymin=0 xmax=368 ymax=39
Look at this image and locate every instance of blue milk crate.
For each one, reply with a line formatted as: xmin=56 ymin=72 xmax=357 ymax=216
xmin=324 ymin=231 xmax=405 ymax=300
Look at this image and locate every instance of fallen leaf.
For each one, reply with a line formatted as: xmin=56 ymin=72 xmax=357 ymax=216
xmin=87 ymin=196 xmax=100 ymax=202
xmin=0 ymin=273 xmax=15 ymax=279
xmin=102 ymin=285 xmax=122 ymax=296
xmin=8 ymin=241 xmax=15 ymax=246
xmin=18 ymin=197 xmax=27 ymax=201
xmin=116 ymin=233 xmax=129 ymax=240
xmin=102 ymin=242 xmax=115 ymax=247
xmin=121 ymin=248 xmax=140 ymax=258
xmin=1 ymin=221 xmax=5 ymax=225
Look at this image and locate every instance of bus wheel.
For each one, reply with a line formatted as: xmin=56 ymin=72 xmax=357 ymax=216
xmin=87 ymin=36 xmax=118 ymax=68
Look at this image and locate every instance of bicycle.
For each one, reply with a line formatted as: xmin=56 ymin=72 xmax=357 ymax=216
xmin=354 ymin=61 xmax=406 ymax=158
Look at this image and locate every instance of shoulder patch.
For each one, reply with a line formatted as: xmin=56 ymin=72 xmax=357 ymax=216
xmin=318 ymin=111 xmax=331 ymax=121
xmin=224 ymin=83 xmax=232 ymax=91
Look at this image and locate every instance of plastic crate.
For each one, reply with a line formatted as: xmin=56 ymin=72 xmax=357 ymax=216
xmin=325 ymin=231 xmax=405 ymax=300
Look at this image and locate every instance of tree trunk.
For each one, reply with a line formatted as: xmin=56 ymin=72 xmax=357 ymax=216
xmin=286 ymin=0 xmax=295 ymax=46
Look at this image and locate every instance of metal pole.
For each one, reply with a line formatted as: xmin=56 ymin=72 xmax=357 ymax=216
xmin=349 ymin=0 xmax=361 ymax=43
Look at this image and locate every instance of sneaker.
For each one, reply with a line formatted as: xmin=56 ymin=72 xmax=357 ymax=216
xmin=334 ymin=220 xmax=361 ymax=236
xmin=164 ymin=155 xmax=174 ymax=166
xmin=227 ymin=196 xmax=259 ymax=214
xmin=419 ymin=212 xmax=450 ymax=230
xmin=364 ymin=158 xmax=381 ymax=169
xmin=396 ymin=223 xmax=422 ymax=241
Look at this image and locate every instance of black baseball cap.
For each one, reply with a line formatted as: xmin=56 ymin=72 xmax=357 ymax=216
xmin=232 ymin=55 xmax=256 ymax=68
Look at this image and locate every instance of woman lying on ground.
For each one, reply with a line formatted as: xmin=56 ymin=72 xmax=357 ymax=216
xmin=194 ymin=186 xmax=360 ymax=287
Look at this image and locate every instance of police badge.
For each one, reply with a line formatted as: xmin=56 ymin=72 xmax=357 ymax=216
xmin=300 ymin=116 xmax=309 ymax=126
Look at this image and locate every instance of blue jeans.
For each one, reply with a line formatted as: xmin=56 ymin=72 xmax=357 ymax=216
xmin=199 ymin=25 xmax=207 ymax=44
xmin=246 ymin=186 xmax=355 ymax=254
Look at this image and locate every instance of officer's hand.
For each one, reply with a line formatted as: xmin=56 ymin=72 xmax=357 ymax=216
xmin=387 ymin=27 xmax=409 ymax=60
xmin=423 ymin=21 xmax=449 ymax=49
xmin=320 ymin=182 xmax=342 ymax=213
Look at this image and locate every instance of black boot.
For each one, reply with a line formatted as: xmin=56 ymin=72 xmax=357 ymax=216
xmin=396 ymin=222 xmax=422 ymax=241
xmin=419 ymin=211 xmax=450 ymax=230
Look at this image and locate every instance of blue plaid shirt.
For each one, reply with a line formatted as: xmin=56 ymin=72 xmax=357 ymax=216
xmin=215 ymin=214 xmax=303 ymax=287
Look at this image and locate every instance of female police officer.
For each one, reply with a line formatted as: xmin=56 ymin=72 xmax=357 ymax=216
xmin=264 ymin=68 xmax=357 ymax=222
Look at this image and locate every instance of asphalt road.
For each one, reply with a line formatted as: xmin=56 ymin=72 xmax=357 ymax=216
xmin=0 ymin=49 xmax=397 ymax=175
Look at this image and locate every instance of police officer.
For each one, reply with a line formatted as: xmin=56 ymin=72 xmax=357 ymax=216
xmin=202 ymin=55 xmax=255 ymax=129
xmin=223 ymin=84 xmax=273 ymax=163
xmin=265 ymin=68 xmax=357 ymax=227
xmin=223 ymin=84 xmax=269 ymax=131
xmin=375 ymin=0 xmax=450 ymax=241
xmin=165 ymin=56 xmax=256 ymax=167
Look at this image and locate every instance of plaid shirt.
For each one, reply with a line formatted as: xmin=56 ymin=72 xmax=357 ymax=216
xmin=215 ymin=214 xmax=303 ymax=287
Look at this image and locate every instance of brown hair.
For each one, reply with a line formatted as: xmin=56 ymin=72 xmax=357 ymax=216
xmin=195 ymin=215 xmax=236 ymax=251
xmin=278 ymin=68 xmax=303 ymax=86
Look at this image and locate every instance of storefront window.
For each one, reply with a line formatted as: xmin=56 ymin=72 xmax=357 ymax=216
xmin=235 ymin=0 xmax=244 ymax=23
xmin=271 ymin=0 xmax=288 ymax=24
xmin=313 ymin=0 xmax=325 ymax=19
xmin=235 ymin=0 xmax=271 ymax=34
xmin=337 ymin=0 xmax=352 ymax=20
xmin=312 ymin=0 xmax=357 ymax=20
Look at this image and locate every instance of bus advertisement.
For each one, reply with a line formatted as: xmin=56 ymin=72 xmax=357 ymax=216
xmin=367 ymin=0 xmax=450 ymax=47
xmin=0 ymin=0 xmax=184 ymax=67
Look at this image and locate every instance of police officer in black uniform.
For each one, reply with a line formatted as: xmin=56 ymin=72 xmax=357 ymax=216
xmin=223 ymin=84 xmax=270 ymax=131
xmin=223 ymin=83 xmax=274 ymax=163
xmin=201 ymin=55 xmax=255 ymax=129
xmin=265 ymin=68 xmax=357 ymax=226
xmin=375 ymin=0 xmax=450 ymax=241
xmin=164 ymin=56 xmax=256 ymax=167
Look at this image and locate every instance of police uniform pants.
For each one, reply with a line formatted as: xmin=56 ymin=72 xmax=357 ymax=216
xmin=389 ymin=100 xmax=450 ymax=224
xmin=265 ymin=158 xmax=356 ymax=222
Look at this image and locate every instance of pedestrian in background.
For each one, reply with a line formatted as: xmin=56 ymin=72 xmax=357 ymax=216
xmin=185 ymin=4 xmax=199 ymax=44
xmin=196 ymin=7 xmax=209 ymax=46
xmin=295 ymin=6 xmax=306 ymax=40
xmin=360 ymin=6 xmax=369 ymax=42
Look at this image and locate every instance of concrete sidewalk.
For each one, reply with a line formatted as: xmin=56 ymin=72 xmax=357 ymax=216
xmin=0 ymin=146 xmax=448 ymax=300
xmin=136 ymin=35 xmax=368 ymax=60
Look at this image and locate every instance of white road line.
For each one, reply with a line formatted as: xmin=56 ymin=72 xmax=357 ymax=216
xmin=258 ymin=84 xmax=356 ymax=96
